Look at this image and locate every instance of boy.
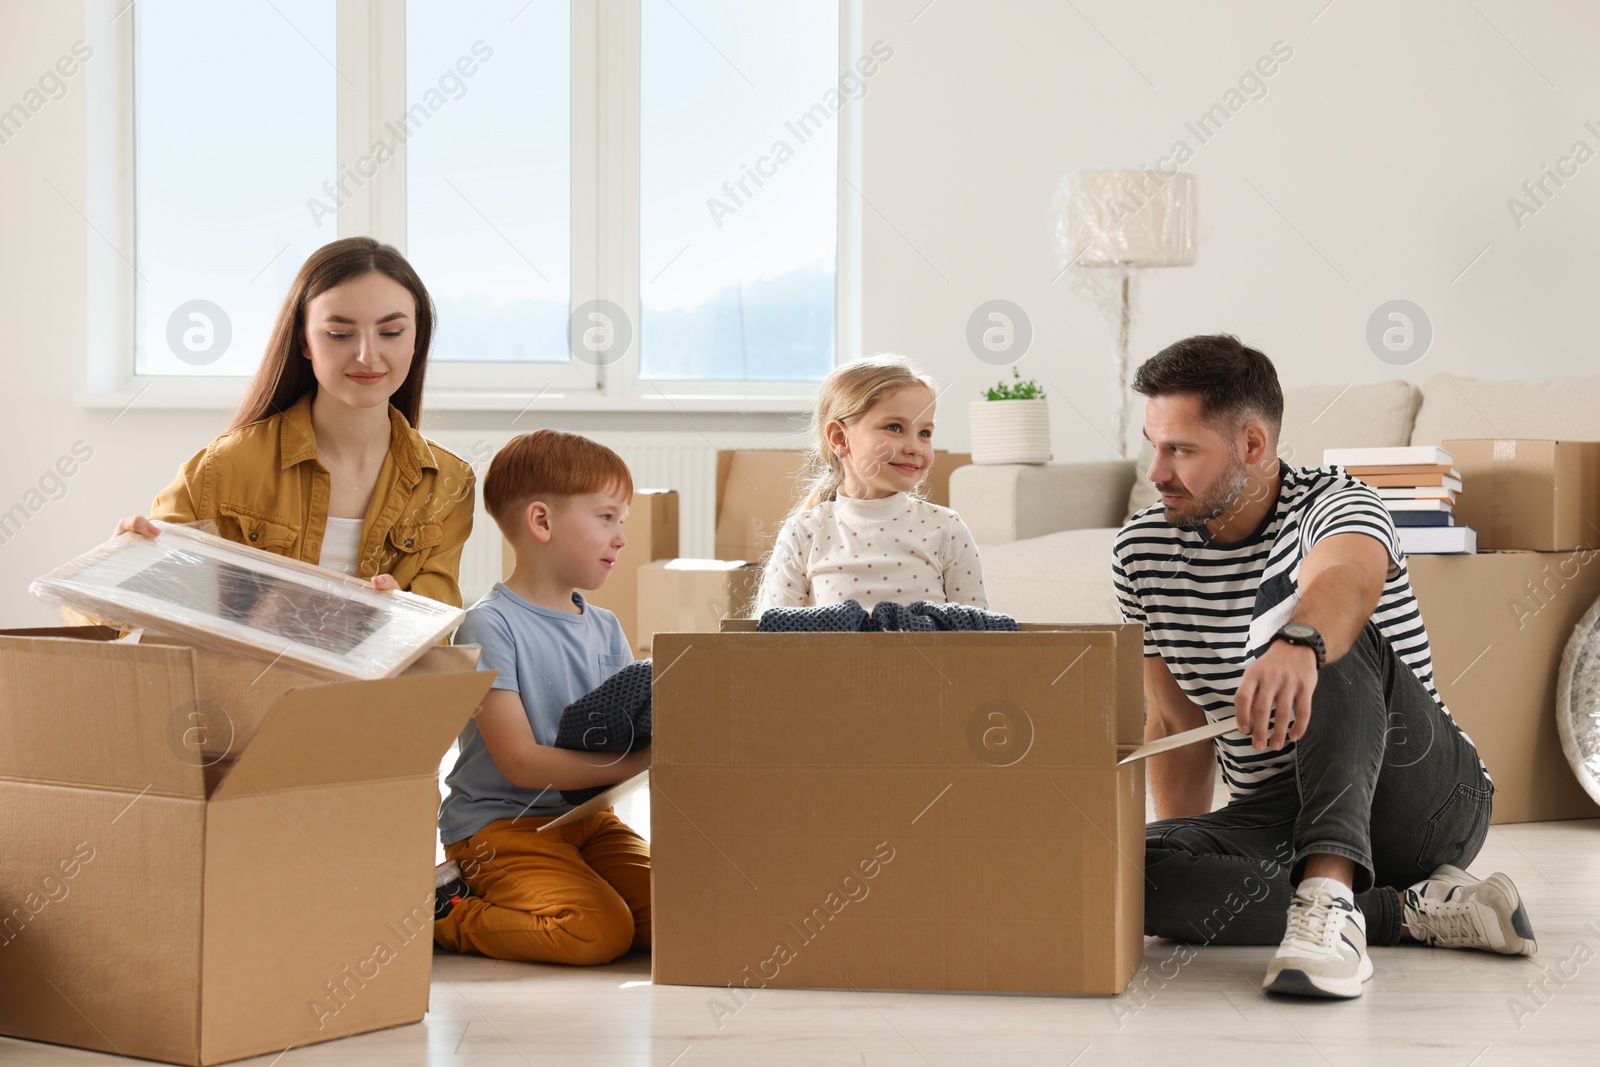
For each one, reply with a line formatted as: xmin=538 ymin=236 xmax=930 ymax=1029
xmin=433 ymin=429 xmax=650 ymax=965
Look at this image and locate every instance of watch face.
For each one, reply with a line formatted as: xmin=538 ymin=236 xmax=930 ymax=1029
xmin=1282 ymin=623 xmax=1316 ymax=640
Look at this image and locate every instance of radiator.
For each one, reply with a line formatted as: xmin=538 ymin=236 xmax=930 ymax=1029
xmin=427 ymin=431 xmax=793 ymax=606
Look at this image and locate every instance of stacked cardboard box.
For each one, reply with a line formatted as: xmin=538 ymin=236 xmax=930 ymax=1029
xmin=1324 ymin=445 xmax=1474 ymax=554
xmin=1409 ymin=556 xmax=1600 ymax=824
xmin=1442 ymin=439 xmax=1600 ymax=551
xmin=1398 ymin=438 xmax=1600 ymax=822
xmin=636 ymin=559 xmax=760 ymax=657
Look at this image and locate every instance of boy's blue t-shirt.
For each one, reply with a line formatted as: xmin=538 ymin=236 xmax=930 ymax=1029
xmin=439 ymin=583 xmax=633 ymax=844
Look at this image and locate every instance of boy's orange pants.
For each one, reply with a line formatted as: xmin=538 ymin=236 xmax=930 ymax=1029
xmin=433 ymin=810 xmax=650 ymax=965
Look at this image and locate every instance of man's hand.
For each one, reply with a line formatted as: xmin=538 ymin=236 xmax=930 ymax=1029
xmin=1234 ymin=638 xmax=1319 ymax=752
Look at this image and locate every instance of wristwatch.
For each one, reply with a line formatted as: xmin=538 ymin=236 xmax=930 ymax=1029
xmin=1274 ymin=622 xmax=1326 ymax=670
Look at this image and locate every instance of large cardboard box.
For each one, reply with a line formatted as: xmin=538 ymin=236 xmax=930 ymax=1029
xmin=0 ymin=627 xmax=494 ymax=1065
xmin=636 ymin=559 xmax=760 ymax=658
xmin=1443 ymin=439 xmax=1600 ymax=551
xmin=649 ymin=622 xmax=1148 ymax=995
xmin=1409 ymin=551 xmax=1600 ymax=824
xmin=503 ymin=489 xmax=680 ymax=656
xmin=714 ymin=450 xmax=972 ymax=563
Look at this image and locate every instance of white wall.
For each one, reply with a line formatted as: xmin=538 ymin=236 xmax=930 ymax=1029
xmin=2 ymin=2 xmax=232 ymax=624
xmin=4 ymin=0 xmax=1598 ymax=623
xmin=860 ymin=0 xmax=1600 ymax=456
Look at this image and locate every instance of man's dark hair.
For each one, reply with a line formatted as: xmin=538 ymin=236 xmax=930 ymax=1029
xmin=1131 ymin=334 xmax=1284 ymax=436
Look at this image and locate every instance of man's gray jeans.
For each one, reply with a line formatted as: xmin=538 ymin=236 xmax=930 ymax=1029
xmin=1144 ymin=622 xmax=1493 ymax=946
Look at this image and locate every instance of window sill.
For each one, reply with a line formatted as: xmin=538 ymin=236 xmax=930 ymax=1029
xmin=73 ymin=388 xmax=815 ymax=416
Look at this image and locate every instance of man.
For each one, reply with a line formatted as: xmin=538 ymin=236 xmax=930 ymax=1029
xmin=1113 ymin=335 xmax=1536 ymax=999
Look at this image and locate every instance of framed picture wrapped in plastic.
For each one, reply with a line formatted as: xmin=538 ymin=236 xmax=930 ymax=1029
xmin=30 ymin=521 xmax=463 ymax=680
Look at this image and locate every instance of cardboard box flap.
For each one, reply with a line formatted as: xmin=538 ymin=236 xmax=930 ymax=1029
xmin=211 ymin=668 xmax=495 ymax=800
xmin=138 ymin=634 xmax=480 ymax=677
xmin=0 ymin=624 xmax=123 ymax=641
xmin=1118 ymin=716 xmax=1236 ymax=764
xmin=0 ymin=628 xmax=208 ymax=797
xmin=398 ymin=642 xmax=483 ymax=676
xmin=539 ymin=770 xmax=650 ymax=832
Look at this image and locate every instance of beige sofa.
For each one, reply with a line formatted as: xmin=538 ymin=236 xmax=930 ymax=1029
xmin=951 ymin=374 xmax=1600 ymax=623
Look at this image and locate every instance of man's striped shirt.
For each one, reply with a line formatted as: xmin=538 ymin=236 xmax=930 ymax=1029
xmin=1112 ymin=462 xmax=1484 ymax=799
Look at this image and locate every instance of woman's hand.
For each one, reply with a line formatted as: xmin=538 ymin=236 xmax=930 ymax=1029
xmin=113 ymin=515 xmax=160 ymax=539
xmin=370 ymin=573 xmax=399 ymax=592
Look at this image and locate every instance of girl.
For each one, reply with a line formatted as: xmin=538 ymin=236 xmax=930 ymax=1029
xmin=113 ymin=237 xmax=475 ymax=606
xmin=755 ymin=353 xmax=988 ymax=613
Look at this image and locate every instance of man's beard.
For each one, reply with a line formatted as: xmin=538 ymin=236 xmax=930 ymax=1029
xmin=1160 ymin=452 xmax=1250 ymax=532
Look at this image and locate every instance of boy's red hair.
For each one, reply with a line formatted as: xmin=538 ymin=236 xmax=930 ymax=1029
xmin=483 ymin=430 xmax=633 ymax=538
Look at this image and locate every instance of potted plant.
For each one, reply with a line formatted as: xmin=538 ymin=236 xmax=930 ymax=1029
xmin=970 ymin=367 xmax=1052 ymax=465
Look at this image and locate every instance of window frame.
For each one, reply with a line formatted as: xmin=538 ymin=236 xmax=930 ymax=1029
xmin=80 ymin=0 xmax=859 ymax=413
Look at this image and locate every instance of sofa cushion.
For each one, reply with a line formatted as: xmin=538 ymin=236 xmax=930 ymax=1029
xmin=976 ymin=527 xmax=1122 ymax=624
xmin=952 ymin=461 xmax=1134 ymax=545
xmin=1125 ymin=379 xmax=1421 ymax=520
xmin=1412 ymin=373 xmax=1600 ymax=444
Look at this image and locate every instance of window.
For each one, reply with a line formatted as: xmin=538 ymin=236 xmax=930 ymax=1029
xmin=113 ymin=1 xmax=849 ymax=399
xmin=638 ymin=0 xmax=838 ymax=382
xmin=132 ymin=0 xmax=335 ymax=376
xmin=405 ymin=1 xmax=571 ymax=365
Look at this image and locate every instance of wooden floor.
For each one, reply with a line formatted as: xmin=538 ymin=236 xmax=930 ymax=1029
xmin=5 ymin=818 xmax=1597 ymax=1066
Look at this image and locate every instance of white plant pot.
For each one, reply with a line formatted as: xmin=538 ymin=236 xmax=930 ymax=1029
xmin=969 ymin=399 xmax=1052 ymax=465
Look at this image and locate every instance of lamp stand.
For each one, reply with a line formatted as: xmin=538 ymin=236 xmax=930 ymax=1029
xmin=1113 ymin=273 xmax=1131 ymax=459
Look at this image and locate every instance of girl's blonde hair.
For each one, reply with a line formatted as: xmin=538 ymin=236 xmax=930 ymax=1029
xmin=796 ymin=353 xmax=940 ymax=511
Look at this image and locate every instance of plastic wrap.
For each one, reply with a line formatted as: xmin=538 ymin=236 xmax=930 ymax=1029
xmin=1557 ymin=595 xmax=1600 ymax=805
xmin=1052 ymin=169 xmax=1197 ymax=269
xmin=30 ymin=520 xmax=463 ymax=681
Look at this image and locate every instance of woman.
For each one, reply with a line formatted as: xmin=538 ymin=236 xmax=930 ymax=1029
xmin=115 ymin=237 xmax=474 ymax=606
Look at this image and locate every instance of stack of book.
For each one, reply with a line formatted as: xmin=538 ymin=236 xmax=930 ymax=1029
xmin=1322 ymin=445 xmax=1476 ymax=554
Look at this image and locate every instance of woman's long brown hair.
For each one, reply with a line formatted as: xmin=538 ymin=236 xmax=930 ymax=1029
xmin=229 ymin=237 xmax=436 ymax=432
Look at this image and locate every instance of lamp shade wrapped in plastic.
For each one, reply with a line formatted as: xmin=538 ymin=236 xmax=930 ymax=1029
xmin=1053 ymin=169 xmax=1198 ymax=270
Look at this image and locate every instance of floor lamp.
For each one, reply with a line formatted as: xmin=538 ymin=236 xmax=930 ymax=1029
xmin=1053 ymin=170 xmax=1198 ymax=457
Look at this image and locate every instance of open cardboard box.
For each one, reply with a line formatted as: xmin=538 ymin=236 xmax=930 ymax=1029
xmin=649 ymin=620 xmax=1150 ymax=996
xmin=0 ymin=626 xmax=495 ymax=1065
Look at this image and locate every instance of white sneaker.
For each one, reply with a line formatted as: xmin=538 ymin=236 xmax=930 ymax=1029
xmin=434 ymin=859 xmax=470 ymax=921
xmin=1403 ymin=864 xmax=1537 ymax=956
xmin=434 ymin=858 xmax=463 ymax=889
xmin=1263 ymin=888 xmax=1373 ymax=998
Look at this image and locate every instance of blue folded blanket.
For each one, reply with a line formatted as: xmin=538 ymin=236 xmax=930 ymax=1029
xmin=553 ymin=659 xmax=652 ymax=805
xmin=756 ymin=599 xmax=1018 ymax=633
